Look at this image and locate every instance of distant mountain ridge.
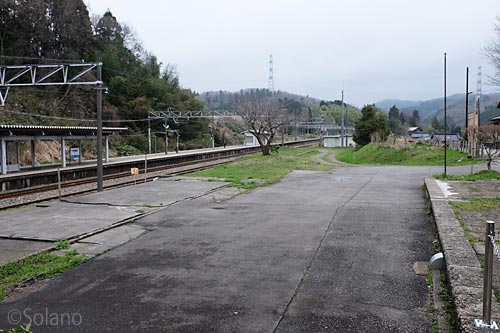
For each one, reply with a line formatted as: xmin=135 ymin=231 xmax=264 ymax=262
xmin=375 ymin=99 xmax=422 ymax=111
xmin=376 ymin=93 xmax=500 ymax=128
xmin=198 ymin=89 xmax=321 ymax=111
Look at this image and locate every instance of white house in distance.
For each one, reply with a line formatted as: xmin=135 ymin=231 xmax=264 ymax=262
xmin=407 ymin=127 xmax=431 ymax=141
xmin=242 ymin=131 xmax=259 ymax=146
xmin=323 ymin=135 xmax=354 ymax=148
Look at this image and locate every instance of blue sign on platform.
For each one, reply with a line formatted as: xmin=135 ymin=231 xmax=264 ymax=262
xmin=70 ymin=147 xmax=80 ymax=159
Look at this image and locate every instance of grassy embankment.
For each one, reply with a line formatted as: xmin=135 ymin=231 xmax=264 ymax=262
xmin=337 ymin=142 xmax=474 ymax=166
xmin=187 ymin=146 xmax=333 ymax=189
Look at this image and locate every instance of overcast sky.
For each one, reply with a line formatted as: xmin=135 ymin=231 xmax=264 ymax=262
xmin=85 ymin=0 xmax=500 ymax=107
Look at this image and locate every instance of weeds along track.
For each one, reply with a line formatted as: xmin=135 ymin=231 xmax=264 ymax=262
xmin=0 ymin=157 xmax=236 ymax=210
xmin=0 ymin=140 xmax=320 ymax=210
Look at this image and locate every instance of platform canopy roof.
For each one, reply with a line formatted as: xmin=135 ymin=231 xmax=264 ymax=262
xmin=0 ymin=125 xmax=127 ymax=137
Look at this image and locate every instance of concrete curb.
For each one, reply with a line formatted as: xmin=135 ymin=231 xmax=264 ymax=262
xmin=425 ymin=177 xmax=500 ymax=332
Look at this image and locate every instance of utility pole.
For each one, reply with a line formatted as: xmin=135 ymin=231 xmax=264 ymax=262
xmin=163 ymin=113 xmax=169 ymax=155
xmin=465 ymin=67 xmax=473 ymax=155
xmin=211 ymin=108 xmax=215 ymax=149
xmin=341 ymin=90 xmax=345 ymax=147
xmin=465 ymin=67 xmax=470 ymax=130
xmin=148 ymin=114 xmax=151 ymax=154
xmin=477 ymin=66 xmax=482 ymax=127
xmin=444 ymin=53 xmax=447 ymax=177
xmin=96 ymin=60 xmax=103 ymax=192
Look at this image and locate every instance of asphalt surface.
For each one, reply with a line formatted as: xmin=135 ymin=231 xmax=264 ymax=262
xmin=0 ymin=166 xmax=440 ymax=332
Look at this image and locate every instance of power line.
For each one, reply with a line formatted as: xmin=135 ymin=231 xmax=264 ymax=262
xmin=0 ymin=55 xmax=85 ymax=64
xmin=1 ymin=109 xmax=154 ymax=123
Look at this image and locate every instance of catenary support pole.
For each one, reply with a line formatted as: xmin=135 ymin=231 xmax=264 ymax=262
xmin=443 ymin=53 xmax=447 ymax=177
xmin=96 ymin=60 xmax=103 ymax=192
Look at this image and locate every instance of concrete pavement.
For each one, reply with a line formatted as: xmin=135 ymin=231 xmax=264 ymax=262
xmin=0 ymin=165 xmax=445 ymax=332
xmin=0 ymin=177 xmax=230 ymax=264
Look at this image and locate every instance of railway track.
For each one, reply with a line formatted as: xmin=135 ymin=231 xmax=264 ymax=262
xmin=0 ymin=157 xmax=237 ymax=211
xmin=0 ymin=139 xmax=320 ymax=210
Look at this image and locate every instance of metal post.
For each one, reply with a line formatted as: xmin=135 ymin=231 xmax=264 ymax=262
xmin=61 ymin=137 xmax=66 ymax=168
xmin=341 ymin=89 xmax=345 ymax=147
xmin=443 ymin=53 xmax=447 ymax=177
xmin=483 ymin=220 xmax=495 ymax=325
xmin=78 ymin=140 xmax=82 ymax=164
xmin=144 ymin=153 xmax=147 ymax=183
xmin=176 ymin=132 xmax=179 ymax=153
xmin=148 ymin=115 xmax=151 ymax=154
xmin=96 ymin=60 xmax=103 ymax=192
xmin=465 ymin=67 xmax=469 ymax=131
xmin=1 ymin=137 xmax=6 ymax=174
xmin=211 ymin=108 xmax=215 ymax=149
xmin=57 ymin=167 xmax=62 ymax=201
xmin=30 ymin=140 xmax=36 ymax=167
xmin=105 ymin=135 xmax=109 ymax=163
xmin=164 ymin=114 xmax=168 ymax=155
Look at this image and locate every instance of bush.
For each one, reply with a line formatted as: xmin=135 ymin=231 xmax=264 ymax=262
xmin=124 ymin=135 xmax=148 ymax=152
xmin=116 ymin=144 xmax=141 ymax=156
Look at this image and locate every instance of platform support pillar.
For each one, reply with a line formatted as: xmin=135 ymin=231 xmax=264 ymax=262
xmin=1 ymin=137 xmax=6 ymax=174
xmin=61 ymin=137 xmax=66 ymax=168
xmin=30 ymin=140 xmax=36 ymax=167
xmin=78 ymin=140 xmax=82 ymax=164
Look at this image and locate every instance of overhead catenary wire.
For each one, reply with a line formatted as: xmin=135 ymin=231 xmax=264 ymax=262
xmin=0 ymin=55 xmax=87 ymax=64
xmin=1 ymin=109 xmax=157 ymax=123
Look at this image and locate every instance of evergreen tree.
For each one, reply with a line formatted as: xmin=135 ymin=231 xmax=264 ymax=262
xmin=388 ymin=105 xmax=401 ymax=134
xmin=353 ymin=105 xmax=390 ymax=146
xmin=409 ymin=110 xmax=420 ymax=127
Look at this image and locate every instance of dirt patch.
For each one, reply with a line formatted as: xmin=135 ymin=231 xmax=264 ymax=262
xmin=447 ymin=179 xmax=500 ymax=297
xmin=316 ymin=149 xmax=354 ymax=167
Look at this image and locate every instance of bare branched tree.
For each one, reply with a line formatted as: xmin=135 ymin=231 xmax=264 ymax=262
xmin=472 ymin=124 xmax=500 ymax=171
xmin=235 ymin=96 xmax=289 ymax=155
xmin=485 ymin=17 xmax=500 ymax=86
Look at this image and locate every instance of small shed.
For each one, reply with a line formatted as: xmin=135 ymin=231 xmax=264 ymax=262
xmin=430 ymin=133 xmax=462 ymax=144
xmin=242 ymin=131 xmax=257 ymax=146
xmin=489 ymin=115 xmax=500 ymax=125
xmin=323 ymin=135 xmax=354 ymax=148
xmin=407 ymin=127 xmax=427 ymax=139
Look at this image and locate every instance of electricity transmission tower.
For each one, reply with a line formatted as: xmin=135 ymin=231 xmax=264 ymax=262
xmin=268 ymin=54 xmax=274 ymax=92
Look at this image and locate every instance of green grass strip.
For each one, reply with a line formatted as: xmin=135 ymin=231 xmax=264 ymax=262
xmin=187 ymin=147 xmax=333 ymax=189
xmin=450 ymin=197 xmax=500 ymax=211
xmin=435 ymin=170 xmax=500 ymax=181
xmin=0 ymin=251 xmax=87 ymax=301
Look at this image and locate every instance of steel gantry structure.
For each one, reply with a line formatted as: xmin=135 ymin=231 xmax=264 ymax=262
xmin=0 ymin=62 xmax=106 ymax=191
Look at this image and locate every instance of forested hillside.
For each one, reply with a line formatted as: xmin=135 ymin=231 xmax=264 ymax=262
xmin=377 ymin=93 xmax=500 ymax=132
xmin=0 ymin=0 xmax=210 ymax=154
xmin=199 ymin=89 xmax=320 ymax=114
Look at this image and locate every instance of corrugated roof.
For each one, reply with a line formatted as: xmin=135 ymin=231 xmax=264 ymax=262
xmin=0 ymin=125 xmax=127 ymax=131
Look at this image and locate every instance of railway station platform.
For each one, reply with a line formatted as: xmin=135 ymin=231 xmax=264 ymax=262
xmin=0 ymin=164 xmax=439 ymax=332
xmin=0 ymin=139 xmax=319 ymax=191
xmin=0 ymin=124 xmax=126 ymax=175
xmin=0 ymin=176 xmax=233 ymax=265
